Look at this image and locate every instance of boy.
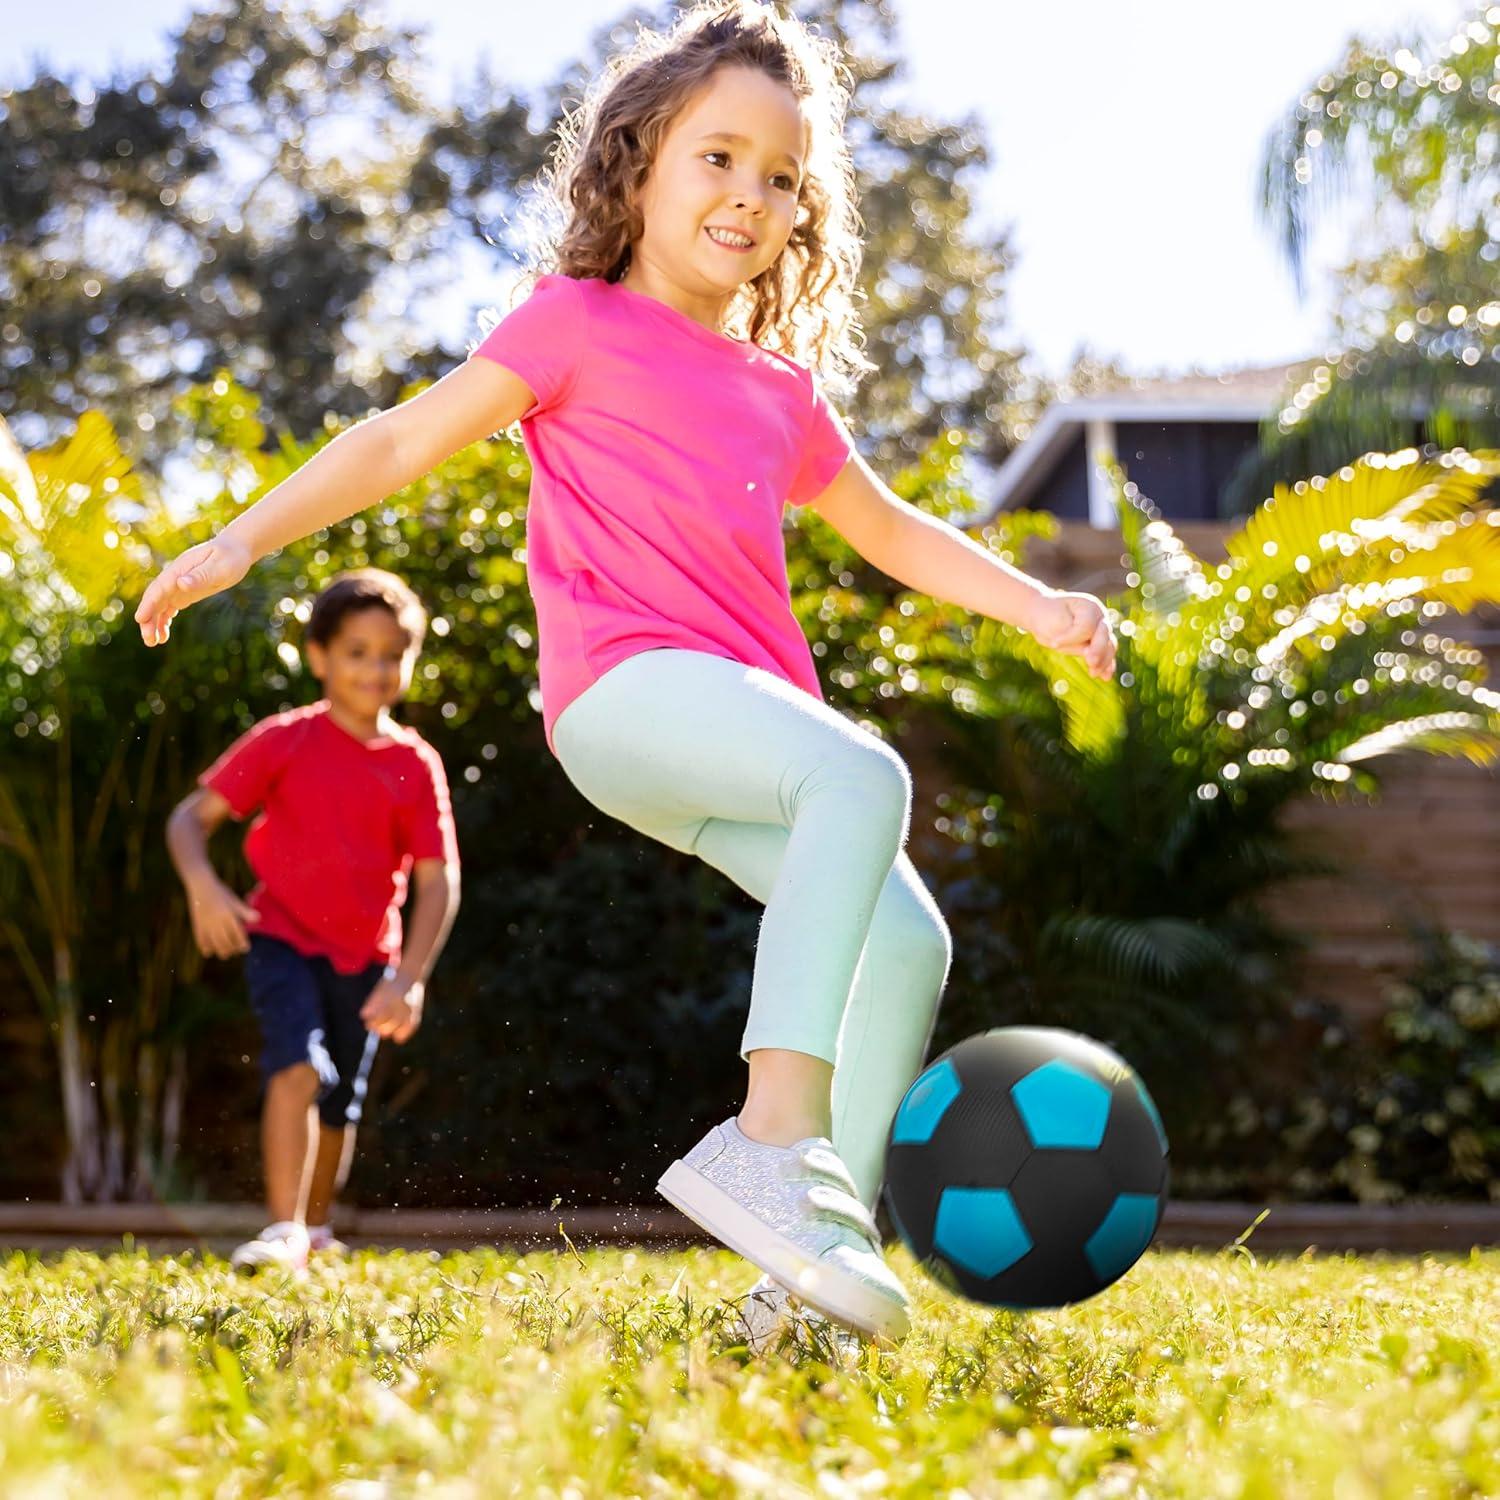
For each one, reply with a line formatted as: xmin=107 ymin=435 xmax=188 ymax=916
xmin=167 ymin=568 xmax=461 ymax=1270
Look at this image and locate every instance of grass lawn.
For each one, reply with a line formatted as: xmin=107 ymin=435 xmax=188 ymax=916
xmin=1 ymin=1241 xmax=1496 ymax=1497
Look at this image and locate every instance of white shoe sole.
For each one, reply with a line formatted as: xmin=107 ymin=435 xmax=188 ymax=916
xmin=229 ymin=1252 xmax=306 ymax=1273
xmin=657 ymin=1159 xmax=909 ymax=1341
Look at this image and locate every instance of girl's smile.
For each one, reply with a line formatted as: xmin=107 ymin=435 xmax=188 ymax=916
xmin=622 ymin=64 xmax=808 ymax=331
xmin=705 ymin=225 xmax=757 ymax=253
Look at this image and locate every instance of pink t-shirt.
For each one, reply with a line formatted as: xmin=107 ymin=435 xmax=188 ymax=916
xmin=469 ymin=274 xmax=855 ymax=753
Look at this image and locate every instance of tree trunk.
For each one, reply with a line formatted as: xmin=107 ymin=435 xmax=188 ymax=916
xmin=100 ymin=1024 xmax=127 ymax=1202
xmin=54 ymin=978 xmax=101 ymax=1204
xmin=160 ymin=1043 xmax=187 ymax=1186
xmin=131 ymin=1040 xmax=161 ymax=1200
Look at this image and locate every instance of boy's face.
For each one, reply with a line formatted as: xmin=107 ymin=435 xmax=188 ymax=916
xmin=634 ymin=65 xmax=807 ymax=299
xmin=305 ymin=605 xmax=418 ymax=713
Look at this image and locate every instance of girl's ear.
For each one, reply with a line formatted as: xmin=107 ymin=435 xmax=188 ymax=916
xmin=304 ymin=640 xmax=327 ymax=682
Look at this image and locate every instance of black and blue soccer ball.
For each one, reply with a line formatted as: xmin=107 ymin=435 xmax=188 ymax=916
xmin=883 ymin=1026 xmax=1170 ymax=1309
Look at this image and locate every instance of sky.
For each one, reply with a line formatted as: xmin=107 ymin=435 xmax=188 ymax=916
xmin=9 ymin=0 xmax=1466 ymax=380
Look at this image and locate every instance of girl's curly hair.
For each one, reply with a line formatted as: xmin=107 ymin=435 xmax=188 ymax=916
xmin=515 ymin=0 xmax=874 ymax=396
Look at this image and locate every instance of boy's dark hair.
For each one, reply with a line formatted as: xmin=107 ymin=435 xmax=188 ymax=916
xmin=305 ymin=568 xmax=428 ymax=653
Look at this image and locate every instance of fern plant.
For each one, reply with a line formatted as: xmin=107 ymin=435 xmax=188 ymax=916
xmin=863 ymin=449 xmax=1500 ymax=1110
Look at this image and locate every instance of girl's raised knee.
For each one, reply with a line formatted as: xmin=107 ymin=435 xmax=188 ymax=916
xmin=844 ymin=739 xmax=912 ymax=820
xmin=903 ymin=908 xmax=952 ymax=979
xmin=874 ymin=887 xmax=952 ymax=982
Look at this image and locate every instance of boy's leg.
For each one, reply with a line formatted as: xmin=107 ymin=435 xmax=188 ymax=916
xmin=261 ymin=1063 xmax=321 ymax=1222
xmin=305 ymin=958 xmax=383 ymax=1231
xmin=305 ymin=1122 xmax=356 ymax=1230
xmin=245 ymin=935 xmax=340 ymax=1225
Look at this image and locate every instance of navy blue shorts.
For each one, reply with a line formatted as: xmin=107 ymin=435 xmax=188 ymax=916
xmin=244 ymin=934 xmax=384 ymax=1128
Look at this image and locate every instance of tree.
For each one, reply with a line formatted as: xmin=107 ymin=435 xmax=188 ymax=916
xmin=1226 ymin=3 xmax=1500 ymax=509
xmin=0 ymin=411 xmax=177 ymax=1200
xmin=4 ymin=0 xmax=1034 ymax=482
xmin=0 ymin=0 xmax=531 ymax=449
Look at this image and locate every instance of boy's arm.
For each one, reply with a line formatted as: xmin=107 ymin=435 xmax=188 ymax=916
xmin=165 ymin=786 xmax=234 ymax=890
xmin=166 ymin=787 xmax=262 ymax=958
xmin=362 ymin=859 xmax=460 ymax=1043
xmin=389 ymin=858 xmax=462 ymax=992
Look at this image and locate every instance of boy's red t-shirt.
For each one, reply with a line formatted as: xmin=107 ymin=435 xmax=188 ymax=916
xmin=198 ymin=701 xmax=459 ymax=975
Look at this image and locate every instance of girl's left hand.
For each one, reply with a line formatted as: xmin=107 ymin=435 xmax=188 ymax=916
xmin=1025 ymin=590 xmax=1117 ymax=681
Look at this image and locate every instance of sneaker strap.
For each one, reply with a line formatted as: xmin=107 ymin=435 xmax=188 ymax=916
xmin=786 ymin=1138 xmax=861 ymax=1197
xmin=802 ymin=1182 xmax=882 ymax=1244
xmin=784 ymin=1140 xmax=869 ymax=1208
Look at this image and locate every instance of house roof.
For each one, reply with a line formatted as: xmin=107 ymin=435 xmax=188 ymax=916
xmin=988 ymin=360 xmax=1309 ymax=513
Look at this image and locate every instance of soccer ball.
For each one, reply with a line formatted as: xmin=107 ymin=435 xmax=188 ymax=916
xmin=883 ymin=1026 xmax=1170 ymax=1308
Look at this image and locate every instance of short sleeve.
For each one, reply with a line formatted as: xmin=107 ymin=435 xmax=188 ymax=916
xmin=468 ymin=274 xmax=586 ymax=418
xmin=198 ymin=717 xmax=295 ymax=820
xmin=398 ymin=742 xmax=460 ymax=869
xmin=785 ymin=376 xmax=855 ymax=506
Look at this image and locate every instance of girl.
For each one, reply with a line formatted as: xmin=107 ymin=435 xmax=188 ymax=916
xmin=135 ymin=0 xmax=1114 ymax=1347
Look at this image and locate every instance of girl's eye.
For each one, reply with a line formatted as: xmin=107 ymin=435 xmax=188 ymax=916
xmin=704 ymin=151 xmax=798 ymax=192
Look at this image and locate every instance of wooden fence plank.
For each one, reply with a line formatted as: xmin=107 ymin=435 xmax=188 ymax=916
xmin=1 ymin=1201 xmax=1497 ymax=1255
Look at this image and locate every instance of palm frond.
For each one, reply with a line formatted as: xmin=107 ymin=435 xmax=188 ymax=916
xmin=0 ymin=412 xmax=144 ymax=634
xmin=1224 ymin=362 xmax=1500 ymax=515
xmin=0 ymin=414 xmax=45 ymax=536
xmin=1255 ymin=17 xmax=1492 ymax=293
xmin=1336 ymin=712 xmax=1500 ymax=767
xmin=945 ymin=616 xmax=1127 ymax=762
xmin=1114 ymin=467 xmax=1212 ymax=616
xmin=1038 ymin=912 xmax=1236 ymax=991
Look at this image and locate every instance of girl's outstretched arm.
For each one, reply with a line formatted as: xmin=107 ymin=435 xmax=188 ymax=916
xmin=808 ymin=448 xmax=1117 ymax=681
xmin=134 ymin=358 xmax=540 ymax=646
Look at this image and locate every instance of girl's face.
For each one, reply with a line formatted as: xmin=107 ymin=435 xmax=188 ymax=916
xmin=632 ymin=65 xmax=807 ymax=306
xmin=305 ymin=605 xmax=417 ymax=717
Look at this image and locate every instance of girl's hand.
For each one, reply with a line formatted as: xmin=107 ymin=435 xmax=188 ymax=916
xmin=1026 ymin=590 xmax=1117 ymax=681
xmin=186 ymin=874 xmax=261 ymax=959
xmin=134 ymin=534 xmax=253 ymax=646
xmin=360 ymin=972 xmax=425 ymax=1044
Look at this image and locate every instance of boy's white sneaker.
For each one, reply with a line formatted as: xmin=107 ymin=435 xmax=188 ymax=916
xmin=230 ymin=1220 xmax=310 ymax=1273
xmin=657 ymin=1116 xmax=910 ymax=1341
xmin=307 ymin=1223 xmax=349 ymax=1258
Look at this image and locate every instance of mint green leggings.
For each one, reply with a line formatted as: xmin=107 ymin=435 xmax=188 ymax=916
xmin=551 ymin=648 xmax=951 ymax=1207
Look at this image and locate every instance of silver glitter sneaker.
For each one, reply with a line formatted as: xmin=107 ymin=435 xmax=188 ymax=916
xmin=729 ymin=1273 xmax=866 ymax=1360
xmin=657 ymin=1116 xmax=911 ymax=1341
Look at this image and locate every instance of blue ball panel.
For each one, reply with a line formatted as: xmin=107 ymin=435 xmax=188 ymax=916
xmin=933 ymin=1186 xmax=1032 ymax=1279
xmin=1083 ymin=1192 xmax=1160 ymax=1285
xmin=1010 ymin=1059 xmax=1111 ymax=1149
xmin=891 ymin=1057 xmax=962 ymax=1145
